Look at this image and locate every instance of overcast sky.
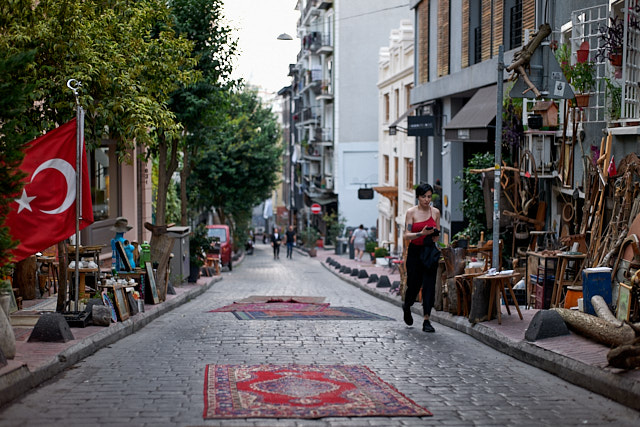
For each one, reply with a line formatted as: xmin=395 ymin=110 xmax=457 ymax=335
xmin=222 ymin=0 xmax=300 ymax=96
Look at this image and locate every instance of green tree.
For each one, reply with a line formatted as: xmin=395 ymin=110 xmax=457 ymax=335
xmin=0 ymin=50 xmax=38 ymax=267
xmin=167 ymin=0 xmax=238 ymax=226
xmin=189 ymin=87 xmax=283 ymax=229
xmin=1 ymin=0 xmax=199 ymax=229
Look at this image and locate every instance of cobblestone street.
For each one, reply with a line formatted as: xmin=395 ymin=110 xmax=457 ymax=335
xmin=1 ymin=243 xmax=638 ymax=426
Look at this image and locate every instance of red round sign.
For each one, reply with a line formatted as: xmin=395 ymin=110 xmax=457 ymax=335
xmin=311 ymin=203 xmax=321 ymax=214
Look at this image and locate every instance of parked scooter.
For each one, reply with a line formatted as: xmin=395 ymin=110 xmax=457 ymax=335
xmin=245 ymin=238 xmax=254 ymax=255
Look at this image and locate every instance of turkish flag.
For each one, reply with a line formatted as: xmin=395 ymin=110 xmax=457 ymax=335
xmin=6 ymin=119 xmax=94 ymax=262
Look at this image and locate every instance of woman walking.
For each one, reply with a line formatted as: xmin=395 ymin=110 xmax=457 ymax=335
xmin=402 ymin=183 xmax=441 ymax=333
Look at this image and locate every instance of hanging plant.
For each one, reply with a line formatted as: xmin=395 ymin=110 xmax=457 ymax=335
xmin=596 ymin=15 xmax=624 ymax=65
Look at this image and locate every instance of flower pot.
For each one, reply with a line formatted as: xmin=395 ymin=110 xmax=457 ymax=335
xmin=308 ymin=248 xmax=317 ymax=257
xmin=527 ymin=114 xmax=543 ymax=129
xmin=188 ymin=264 xmax=201 ymax=283
xmin=609 ymin=53 xmax=623 ymax=67
xmin=376 ymin=257 xmax=389 ymax=267
xmin=571 ymin=94 xmax=590 ymax=108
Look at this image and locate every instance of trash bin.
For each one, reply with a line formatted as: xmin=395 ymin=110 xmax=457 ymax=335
xmin=335 ymin=237 xmax=346 ymax=255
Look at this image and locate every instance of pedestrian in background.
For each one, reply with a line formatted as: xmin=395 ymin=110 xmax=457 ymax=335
xmin=270 ymin=227 xmax=283 ymax=260
xmin=402 ymin=183 xmax=441 ymax=333
xmin=285 ymin=225 xmax=297 ymax=259
xmin=350 ymin=224 xmax=368 ymax=261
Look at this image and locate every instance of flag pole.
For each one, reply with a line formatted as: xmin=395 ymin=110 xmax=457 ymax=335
xmin=67 ymin=79 xmax=84 ymax=312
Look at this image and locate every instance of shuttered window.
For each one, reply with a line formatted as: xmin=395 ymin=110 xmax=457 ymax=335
xmin=437 ymin=0 xmax=450 ymax=77
xmin=417 ymin=0 xmax=430 ymax=84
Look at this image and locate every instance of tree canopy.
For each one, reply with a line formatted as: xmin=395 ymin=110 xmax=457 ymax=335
xmin=189 ymin=87 xmax=283 ymax=225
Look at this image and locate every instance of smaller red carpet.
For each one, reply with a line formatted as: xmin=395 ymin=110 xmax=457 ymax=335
xmin=203 ymin=364 xmax=432 ymax=419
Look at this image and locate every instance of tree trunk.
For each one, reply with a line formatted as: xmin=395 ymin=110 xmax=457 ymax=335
xmin=14 ymin=256 xmax=36 ymax=300
xmin=607 ymin=339 xmax=640 ymax=369
xmin=56 ymin=242 xmax=67 ymax=312
xmin=156 ymin=137 xmax=168 ymax=226
xmin=552 ymin=308 xmax=635 ymax=347
xmin=180 ymin=148 xmax=190 ymax=226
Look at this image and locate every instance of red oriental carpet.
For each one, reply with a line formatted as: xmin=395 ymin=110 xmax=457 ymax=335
xmin=231 ymin=306 xmax=394 ymax=321
xmin=209 ymin=301 xmax=330 ymax=313
xmin=203 ymin=364 xmax=432 ymax=419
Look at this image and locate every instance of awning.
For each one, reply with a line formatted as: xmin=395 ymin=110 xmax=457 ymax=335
xmin=313 ymin=196 xmax=337 ymax=206
xmin=373 ymin=186 xmax=398 ymax=202
xmin=389 ymin=105 xmax=418 ymax=129
xmin=444 ymin=85 xmax=497 ymax=142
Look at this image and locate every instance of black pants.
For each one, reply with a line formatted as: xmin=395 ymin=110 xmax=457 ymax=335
xmin=404 ymin=244 xmax=438 ymax=317
xmin=273 ymin=244 xmax=280 ymax=258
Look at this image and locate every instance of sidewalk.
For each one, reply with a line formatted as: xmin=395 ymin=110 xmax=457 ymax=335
xmin=0 ymin=273 xmax=223 ymax=407
xmin=315 ymin=246 xmax=640 ymax=411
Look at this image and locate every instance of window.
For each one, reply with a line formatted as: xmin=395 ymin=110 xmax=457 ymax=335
xmin=394 ymin=88 xmax=400 ymax=120
xmin=394 ymin=157 xmax=398 ymax=187
xmin=508 ymin=0 xmax=523 ymax=50
xmin=405 ymin=158 xmax=414 ymax=191
xmin=405 ymin=84 xmax=413 ymax=111
xmin=469 ymin=0 xmax=482 ymax=65
xmin=383 ymin=155 xmax=389 ymax=183
xmin=90 ymin=147 xmax=110 ymax=221
xmin=383 ymin=93 xmax=390 ymax=123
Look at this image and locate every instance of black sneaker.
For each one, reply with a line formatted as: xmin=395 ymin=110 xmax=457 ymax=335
xmin=402 ymin=305 xmax=413 ymax=326
xmin=422 ymin=319 xmax=435 ymax=333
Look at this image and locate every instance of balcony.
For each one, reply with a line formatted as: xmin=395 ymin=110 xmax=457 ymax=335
xmin=316 ymin=80 xmax=334 ymax=101
xmin=317 ymin=0 xmax=333 ymax=11
xmin=311 ymin=127 xmax=333 ymax=145
xmin=312 ymin=34 xmax=333 ymax=55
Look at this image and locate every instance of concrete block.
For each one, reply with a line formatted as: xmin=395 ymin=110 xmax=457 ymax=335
xmin=525 ymin=310 xmax=570 ymax=341
xmin=367 ymin=274 xmax=379 ymax=284
xmin=350 ymin=269 xmax=359 ymax=276
xmin=28 ymin=313 xmax=74 ymax=343
xmin=377 ymin=275 xmax=391 ymax=288
xmin=358 ymin=270 xmax=369 ymax=279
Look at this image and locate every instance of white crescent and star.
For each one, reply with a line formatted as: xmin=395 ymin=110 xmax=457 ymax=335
xmin=14 ymin=158 xmax=77 ymax=215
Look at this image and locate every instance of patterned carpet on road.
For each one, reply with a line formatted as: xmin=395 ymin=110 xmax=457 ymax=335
xmin=231 ymin=307 xmax=394 ymax=321
xmin=209 ymin=301 xmax=330 ymax=313
xmin=203 ymin=364 xmax=432 ymax=419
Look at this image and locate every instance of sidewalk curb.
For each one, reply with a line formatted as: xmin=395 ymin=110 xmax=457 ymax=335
xmin=321 ymin=260 xmax=640 ymax=411
xmin=0 ymin=275 xmax=222 ymax=407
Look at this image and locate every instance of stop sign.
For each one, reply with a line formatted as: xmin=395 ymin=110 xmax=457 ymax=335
xmin=311 ymin=203 xmax=321 ymax=214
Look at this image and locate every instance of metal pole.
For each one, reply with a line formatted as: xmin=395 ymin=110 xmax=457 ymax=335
xmin=493 ymin=46 xmax=504 ymax=269
xmin=67 ymin=79 xmax=83 ymax=311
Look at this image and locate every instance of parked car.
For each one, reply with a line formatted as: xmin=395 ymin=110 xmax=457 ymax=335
xmin=206 ymin=224 xmax=233 ymax=271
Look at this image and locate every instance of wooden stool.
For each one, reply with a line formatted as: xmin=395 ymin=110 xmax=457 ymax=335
xmin=551 ymin=252 xmax=586 ymax=308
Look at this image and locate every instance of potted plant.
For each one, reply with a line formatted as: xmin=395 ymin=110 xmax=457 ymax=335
xmin=188 ymin=224 xmax=213 ymax=282
xmin=301 ymin=227 xmax=321 ymax=257
xmin=569 ymin=60 xmax=596 ymax=108
xmin=597 ymin=15 xmax=624 ymax=67
xmin=365 ymin=240 xmax=377 ymax=261
xmin=374 ymin=247 xmax=389 ymax=266
xmin=603 ymin=77 xmax=622 ymax=122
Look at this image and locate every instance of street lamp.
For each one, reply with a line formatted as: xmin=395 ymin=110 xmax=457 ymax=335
xmin=277 ymin=33 xmax=293 ymax=40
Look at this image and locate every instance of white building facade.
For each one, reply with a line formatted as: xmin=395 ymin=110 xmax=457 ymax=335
xmin=377 ymin=20 xmax=415 ymax=255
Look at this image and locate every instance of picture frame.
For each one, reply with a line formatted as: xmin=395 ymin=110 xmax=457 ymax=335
xmin=113 ymin=286 xmax=130 ymax=321
xmin=126 ymin=289 xmax=139 ymax=316
xmin=145 ymin=262 xmax=160 ymax=304
xmin=616 ymin=282 xmax=632 ymax=322
xmin=115 ymin=240 xmax=133 ymax=272
xmin=101 ymin=292 xmax=117 ymax=323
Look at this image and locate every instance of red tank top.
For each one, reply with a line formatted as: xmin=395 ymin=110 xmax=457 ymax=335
xmin=411 ymin=218 xmax=437 ymax=246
